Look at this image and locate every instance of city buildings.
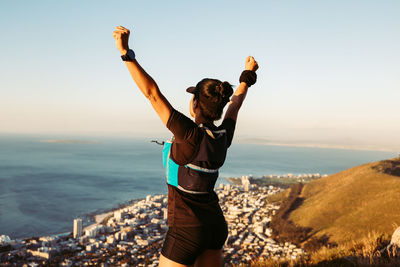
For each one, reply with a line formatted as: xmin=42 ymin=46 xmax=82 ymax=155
xmin=0 ymin=173 xmax=316 ymax=266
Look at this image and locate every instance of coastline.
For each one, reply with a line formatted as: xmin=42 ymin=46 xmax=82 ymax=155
xmin=82 ymin=197 xmax=148 ymax=236
xmin=1 ymin=135 xmax=395 ymax=241
xmin=1 ymin=183 xmax=308 ymax=266
xmin=4 ymin=172 xmax=323 ymax=241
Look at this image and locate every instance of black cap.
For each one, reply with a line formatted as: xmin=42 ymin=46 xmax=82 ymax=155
xmin=186 ymin=86 xmax=197 ymax=94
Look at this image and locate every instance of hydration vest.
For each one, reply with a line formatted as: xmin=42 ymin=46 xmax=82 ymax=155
xmin=162 ymin=124 xmax=228 ymax=194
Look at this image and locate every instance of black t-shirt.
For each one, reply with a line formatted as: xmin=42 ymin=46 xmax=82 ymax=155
xmin=165 ymin=109 xmax=236 ymax=226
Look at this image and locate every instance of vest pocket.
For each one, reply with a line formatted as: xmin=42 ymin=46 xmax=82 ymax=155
xmin=178 ymin=166 xmax=217 ymax=192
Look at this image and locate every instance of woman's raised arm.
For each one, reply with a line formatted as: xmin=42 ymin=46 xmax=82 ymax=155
xmin=113 ymin=26 xmax=172 ymax=126
xmin=224 ymin=56 xmax=259 ymax=122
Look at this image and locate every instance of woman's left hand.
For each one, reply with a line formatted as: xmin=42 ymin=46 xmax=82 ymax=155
xmin=113 ymin=26 xmax=130 ymax=55
xmin=245 ymin=56 xmax=259 ymax=72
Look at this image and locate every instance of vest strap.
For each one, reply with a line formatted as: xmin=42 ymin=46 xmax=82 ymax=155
xmin=199 ymin=124 xmax=227 ymax=139
xmin=177 ymin=185 xmax=209 ymax=194
xmin=185 ymin=163 xmax=219 ymax=173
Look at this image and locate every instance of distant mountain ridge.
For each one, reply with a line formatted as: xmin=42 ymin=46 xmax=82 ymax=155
xmin=236 ymin=137 xmax=399 ymax=152
xmin=289 ymin=158 xmax=400 ymax=245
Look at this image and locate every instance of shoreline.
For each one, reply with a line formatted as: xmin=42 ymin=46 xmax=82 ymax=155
xmin=82 ymin=197 xmax=147 ymax=234
xmin=2 ymin=196 xmax=152 ymax=241
xmin=3 ymin=172 xmax=322 ymax=241
xmin=2 ymin=183 xmax=308 ymax=266
xmin=4 ymin=171 xmax=322 ymax=241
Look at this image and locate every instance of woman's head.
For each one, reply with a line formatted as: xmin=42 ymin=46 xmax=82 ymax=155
xmin=187 ymin=78 xmax=234 ymax=121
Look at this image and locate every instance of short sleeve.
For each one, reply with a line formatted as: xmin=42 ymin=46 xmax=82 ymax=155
xmin=166 ymin=109 xmax=198 ymax=142
xmin=220 ymin=118 xmax=236 ymax=147
xmin=166 ymin=109 xmax=202 ymax=165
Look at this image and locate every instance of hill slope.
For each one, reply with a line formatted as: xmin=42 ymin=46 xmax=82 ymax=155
xmin=289 ymin=158 xmax=400 ymax=245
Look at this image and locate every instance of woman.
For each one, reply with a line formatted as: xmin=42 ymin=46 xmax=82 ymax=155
xmin=113 ymin=26 xmax=259 ymax=267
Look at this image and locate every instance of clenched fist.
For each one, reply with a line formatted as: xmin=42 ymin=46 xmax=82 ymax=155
xmin=245 ymin=56 xmax=259 ymax=72
xmin=113 ymin=26 xmax=130 ymax=55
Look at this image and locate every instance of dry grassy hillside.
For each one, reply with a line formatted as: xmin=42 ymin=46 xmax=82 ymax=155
xmin=290 ymin=158 xmax=400 ymax=245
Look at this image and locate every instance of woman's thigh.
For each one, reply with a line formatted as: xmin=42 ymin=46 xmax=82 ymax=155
xmin=159 ymin=254 xmax=193 ymax=267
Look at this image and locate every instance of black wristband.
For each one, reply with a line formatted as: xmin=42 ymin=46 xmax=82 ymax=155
xmin=239 ymin=70 xmax=257 ymax=87
xmin=121 ymin=49 xmax=135 ymax=62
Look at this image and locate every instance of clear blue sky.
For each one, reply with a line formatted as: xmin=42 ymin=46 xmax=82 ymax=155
xmin=1 ymin=1 xmax=399 ymax=151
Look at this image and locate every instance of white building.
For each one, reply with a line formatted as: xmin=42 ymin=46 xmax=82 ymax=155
xmin=244 ymin=183 xmax=250 ymax=192
xmin=241 ymin=175 xmax=251 ymax=186
xmin=86 ymin=244 xmax=96 ymax=252
xmin=106 ymin=235 xmax=115 ymax=244
xmin=162 ymin=208 xmax=168 ymax=220
xmin=73 ymin=218 xmax=82 ymax=239
xmin=146 ymin=195 xmax=152 ymax=202
xmin=0 ymin=235 xmax=12 ymax=244
xmin=84 ymin=224 xmax=105 ymax=237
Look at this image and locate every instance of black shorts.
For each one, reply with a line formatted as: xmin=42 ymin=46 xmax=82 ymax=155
xmin=161 ymin=222 xmax=228 ymax=265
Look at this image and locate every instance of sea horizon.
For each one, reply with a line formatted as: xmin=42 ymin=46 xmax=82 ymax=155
xmin=1 ymin=132 xmax=397 ymax=153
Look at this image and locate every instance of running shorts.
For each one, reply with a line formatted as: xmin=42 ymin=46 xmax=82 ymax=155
xmin=160 ymin=222 xmax=228 ymax=265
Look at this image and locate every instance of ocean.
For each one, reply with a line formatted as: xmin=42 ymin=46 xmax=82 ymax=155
xmin=0 ymin=134 xmax=396 ymax=240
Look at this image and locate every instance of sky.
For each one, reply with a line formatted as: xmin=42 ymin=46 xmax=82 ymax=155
xmin=0 ymin=1 xmax=399 ymax=151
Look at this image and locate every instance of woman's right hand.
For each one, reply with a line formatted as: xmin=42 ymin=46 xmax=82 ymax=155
xmin=245 ymin=56 xmax=259 ymax=72
xmin=113 ymin=26 xmax=131 ymax=55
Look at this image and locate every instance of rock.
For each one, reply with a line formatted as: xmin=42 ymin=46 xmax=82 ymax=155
xmin=373 ymin=159 xmax=400 ymax=177
xmin=382 ymin=226 xmax=400 ymax=254
xmin=390 ymin=227 xmax=400 ymax=247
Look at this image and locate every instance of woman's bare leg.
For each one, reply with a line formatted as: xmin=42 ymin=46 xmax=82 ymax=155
xmin=194 ymin=249 xmax=223 ymax=267
xmin=159 ymin=254 xmax=193 ymax=267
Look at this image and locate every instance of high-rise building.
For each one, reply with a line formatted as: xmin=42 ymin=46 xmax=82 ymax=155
xmin=73 ymin=218 xmax=82 ymax=239
xmin=244 ymin=183 xmax=249 ymax=192
xmin=163 ymin=208 xmax=168 ymax=220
